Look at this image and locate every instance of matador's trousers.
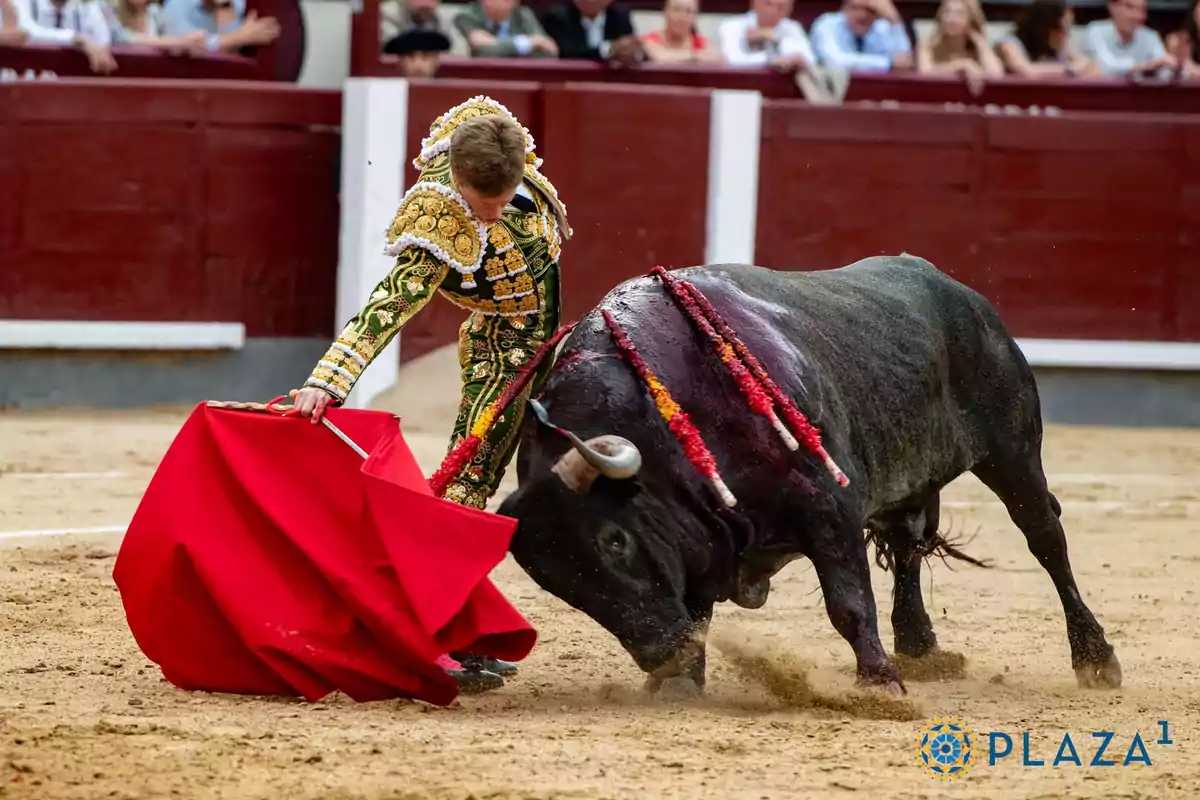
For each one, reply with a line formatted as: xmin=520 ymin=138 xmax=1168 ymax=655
xmin=440 ymin=276 xmax=560 ymax=510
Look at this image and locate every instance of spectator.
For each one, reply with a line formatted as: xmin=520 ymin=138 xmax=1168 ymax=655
xmin=1165 ymin=0 xmax=1199 ymax=78
xmin=454 ymin=0 xmax=558 ymax=57
xmin=810 ymin=0 xmax=914 ymax=72
xmin=916 ymin=0 xmax=1003 ymax=79
xmin=160 ymin=0 xmax=279 ymax=54
xmin=1081 ymin=0 xmax=1175 ymax=79
xmin=383 ymin=25 xmax=451 ymax=74
xmin=717 ymin=0 xmax=814 ymax=70
xmin=642 ymin=0 xmax=722 ymax=63
xmin=30 ymin=0 xmax=112 ymax=45
xmin=2 ymin=0 xmax=29 ymax=44
xmin=996 ymin=0 xmax=1097 ymax=78
xmin=382 ymin=0 xmax=444 ymax=52
xmin=102 ymin=0 xmax=207 ymax=52
xmin=10 ymin=0 xmax=116 ymax=72
xmin=540 ymin=0 xmax=644 ymax=66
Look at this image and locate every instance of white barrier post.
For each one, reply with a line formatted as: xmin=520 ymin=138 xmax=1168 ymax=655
xmin=705 ymin=89 xmax=763 ymax=265
xmin=336 ymin=77 xmax=409 ymax=410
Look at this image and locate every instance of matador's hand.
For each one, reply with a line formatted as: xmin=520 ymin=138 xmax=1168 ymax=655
xmin=290 ymin=387 xmax=335 ymax=423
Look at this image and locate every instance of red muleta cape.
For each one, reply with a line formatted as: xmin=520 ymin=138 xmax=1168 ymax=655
xmin=112 ymin=401 xmax=536 ymax=706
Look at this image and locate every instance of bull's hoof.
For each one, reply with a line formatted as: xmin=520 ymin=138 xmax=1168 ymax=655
xmin=894 ymin=649 xmax=967 ymax=682
xmin=855 ymin=675 xmax=907 ymax=696
xmin=1075 ymin=651 xmax=1122 ymax=689
xmin=645 ymin=674 xmax=703 ymax=701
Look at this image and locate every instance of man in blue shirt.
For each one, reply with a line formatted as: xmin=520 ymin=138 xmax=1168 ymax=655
xmin=810 ymin=0 xmax=913 ymax=72
xmin=161 ymin=0 xmax=279 ymax=52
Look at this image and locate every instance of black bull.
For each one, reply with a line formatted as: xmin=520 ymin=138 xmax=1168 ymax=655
xmin=497 ymin=256 xmax=1121 ymax=695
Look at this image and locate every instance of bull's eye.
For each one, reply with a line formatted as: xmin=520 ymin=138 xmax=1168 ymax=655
xmin=595 ymin=523 xmax=634 ymax=561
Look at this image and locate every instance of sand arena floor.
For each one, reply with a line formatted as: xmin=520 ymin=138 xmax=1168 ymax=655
xmin=2 ymin=347 xmax=1199 ymax=800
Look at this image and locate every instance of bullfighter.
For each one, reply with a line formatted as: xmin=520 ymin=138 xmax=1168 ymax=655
xmin=290 ymin=95 xmax=571 ymax=693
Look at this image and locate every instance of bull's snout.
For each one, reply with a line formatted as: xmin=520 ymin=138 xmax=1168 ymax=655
xmin=625 ymin=637 xmax=684 ymax=674
xmin=623 ymin=619 xmax=708 ymax=677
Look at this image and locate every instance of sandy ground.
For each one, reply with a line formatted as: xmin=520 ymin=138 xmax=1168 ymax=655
xmin=2 ymin=346 xmax=1199 ymax=800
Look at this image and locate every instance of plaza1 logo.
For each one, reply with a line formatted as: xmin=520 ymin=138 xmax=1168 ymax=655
xmin=913 ymin=716 xmax=1175 ymax=781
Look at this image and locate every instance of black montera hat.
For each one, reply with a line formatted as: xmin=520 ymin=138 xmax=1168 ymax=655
xmin=384 ymin=27 xmax=453 ymax=56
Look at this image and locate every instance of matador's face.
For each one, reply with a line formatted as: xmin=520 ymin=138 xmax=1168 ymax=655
xmin=457 ymin=178 xmax=519 ymax=226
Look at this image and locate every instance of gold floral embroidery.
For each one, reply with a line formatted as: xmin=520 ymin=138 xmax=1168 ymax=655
xmin=471 ymin=362 xmax=492 ymax=380
xmin=440 ymin=291 xmax=541 ymax=318
xmin=507 ymin=348 xmax=528 ymax=367
xmin=483 ymin=249 xmax=525 ymax=282
xmin=387 ymin=185 xmax=481 ymax=270
xmin=488 ymin=224 xmax=514 ymax=251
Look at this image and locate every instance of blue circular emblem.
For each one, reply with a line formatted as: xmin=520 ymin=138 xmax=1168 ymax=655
xmin=915 ymin=716 xmax=975 ymax=781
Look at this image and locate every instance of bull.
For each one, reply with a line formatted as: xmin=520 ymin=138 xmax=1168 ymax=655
xmin=498 ymin=255 xmax=1121 ymax=696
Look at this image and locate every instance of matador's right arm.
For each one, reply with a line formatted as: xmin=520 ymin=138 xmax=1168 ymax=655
xmin=303 ymin=247 xmax=450 ymax=403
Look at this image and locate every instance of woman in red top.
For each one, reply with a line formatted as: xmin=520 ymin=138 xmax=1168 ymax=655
xmin=642 ymin=0 xmax=723 ymax=62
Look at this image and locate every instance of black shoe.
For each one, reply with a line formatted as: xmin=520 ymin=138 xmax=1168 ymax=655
xmin=452 ymin=653 xmax=519 ymax=678
xmin=447 ymin=666 xmax=505 ymax=694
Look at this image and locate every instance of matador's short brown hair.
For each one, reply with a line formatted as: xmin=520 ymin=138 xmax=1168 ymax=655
xmin=449 ymin=115 xmax=528 ymax=198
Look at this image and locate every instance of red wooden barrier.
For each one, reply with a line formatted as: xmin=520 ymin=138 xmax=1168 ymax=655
xmin=3 ymin=79 xmax=1199 ymax=368
xmin=756 ymin=100 xmax=1200 ymax=341
xmin=0 ymin=44 xmax=260 ymax=80
xmin=539 ymin=84 xmax=710 ymax=322
xmin=0 ymin=80 xmax=340 ymax=337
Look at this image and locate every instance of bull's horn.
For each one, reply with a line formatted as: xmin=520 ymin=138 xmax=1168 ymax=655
xmin=528 ymin=399 xmax=642 ymax=490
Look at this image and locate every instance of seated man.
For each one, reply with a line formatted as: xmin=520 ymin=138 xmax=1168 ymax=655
xmin=810 ymin=0 xmax=913 ymax=72
xmin=10 ymin=0 xmax=116 ymax=73
xmin=717 ymin=0 xmax=815 ymax=71
xmin=540 ymin=0 xmax=643 ymax=65
xmin=1081 ymin=0 xmax=1176 ymax=79
xmin=383 ymin=25 xmax=451 ymax=75
xmin=160 ymin=0 xmax=280 ymax=54
xmin=381 ymin=0 xmax=445 ymax=53
xmin=454 ymin=0 xmax=558 ymax=57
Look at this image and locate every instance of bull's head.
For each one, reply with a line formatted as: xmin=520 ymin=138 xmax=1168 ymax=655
xmin=501 ymin=397 xmax=715 ymax=691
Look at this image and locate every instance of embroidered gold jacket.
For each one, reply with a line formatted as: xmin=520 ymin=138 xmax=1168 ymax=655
xmin=304 ymin=96 xmax=571 ymax=403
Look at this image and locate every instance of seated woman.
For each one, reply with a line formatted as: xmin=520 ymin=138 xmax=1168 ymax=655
xmin=641 ymin=0 xmax=722 ymax=64
xmin=1165 ymin=0 xmax=1199 ymax=79
xmin=995 ymin=0 xmax=1096 ymax=78
xmin=916 ymin=0 xmax=1003 ymax=79
xmin=102 ymin=0 xmax=208 ymax=52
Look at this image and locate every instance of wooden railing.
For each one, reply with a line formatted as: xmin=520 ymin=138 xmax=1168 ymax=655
xmin=368 ymin=56 xmax=1200 ymax=114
